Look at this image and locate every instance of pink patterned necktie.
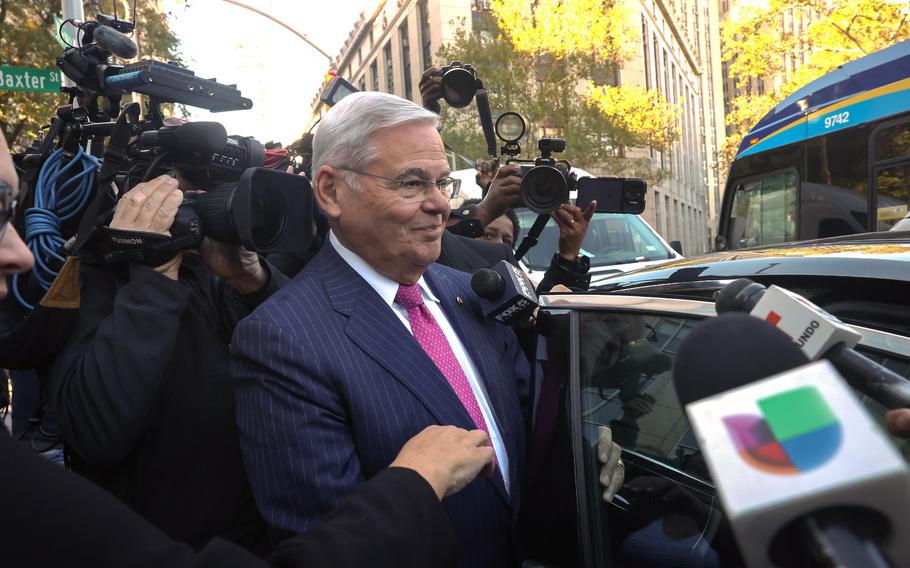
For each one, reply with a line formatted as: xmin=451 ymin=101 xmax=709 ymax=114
xmin=395 ymin=283 xmax=492 ymax=436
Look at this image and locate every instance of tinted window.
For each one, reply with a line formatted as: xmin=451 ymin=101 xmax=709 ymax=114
xmin=516 ymin=210 xmax=673 ymax=271
xmin=874 ymin=119 xmax=910 ymax=162
xmin=874 ymin=164 xmax=910 ymax=231
xmin=727 ymin=170 xmax=797 ymax=248
xmin=803 ymin=125 xmax=872 ymax=237
xmin=577 ymin=312 xmax=740 ymax=567
xmin=873 ymin=120 xmax=910 ymax=231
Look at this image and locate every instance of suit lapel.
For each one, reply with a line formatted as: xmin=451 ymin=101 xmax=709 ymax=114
xmin=426 ymin=266 xmax=515 ymax=503
xmin=316 ymin=245 xmax=477 ymax=434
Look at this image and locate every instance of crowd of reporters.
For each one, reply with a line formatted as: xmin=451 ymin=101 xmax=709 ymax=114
xmin=0 ymin=67 xmax=610 ymax=567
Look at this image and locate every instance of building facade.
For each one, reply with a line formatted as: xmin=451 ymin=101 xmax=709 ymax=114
xmin=311 ymin=0 xmax=726 ymax=256
xmin=622 ymin=0 xmax=726 ymax=254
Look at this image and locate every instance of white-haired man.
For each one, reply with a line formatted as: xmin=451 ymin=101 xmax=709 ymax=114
xmin=233 ymin=92 xmax=531 ymax=567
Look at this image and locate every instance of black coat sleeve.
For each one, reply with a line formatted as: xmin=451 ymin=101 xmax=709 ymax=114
xmin=267 ymin=467 xmax=458 ymax=568
xmin=46 ymin=263 xmax=191 ymax=462
xmin=1 ymin=429 xmax=457 ymax=568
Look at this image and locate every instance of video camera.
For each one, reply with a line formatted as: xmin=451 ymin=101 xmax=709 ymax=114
xmin=14 ymin=14 xmax=313 ymax=294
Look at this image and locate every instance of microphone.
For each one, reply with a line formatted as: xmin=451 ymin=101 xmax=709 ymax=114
xmin=675 ymin=313 xmax=910 ymax=567
xmin=716 ymin=278 xmax=910 ymax=409
xmin=470 ymin=260 xmax=537 ymax=325
xmin=92 ymin=24 xmax=138 ymax=59
xmin=140 ymin=122 xmax=228 ymax=158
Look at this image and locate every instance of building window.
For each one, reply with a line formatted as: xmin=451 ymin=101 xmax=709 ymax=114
xmin=359 ymin=77 xmax=366 ymax=92
xmin=642 ymin=17 xmax=651 ymax=90
xmin=419 ymin=0 xmax=432 ymax=70
xmin=384 ymin=43 xmax=394 ymax=94
xmin=371 ymin=59 xmax=379 ymax=91
xmin=400 ymin=21 xmax=413 ymax=100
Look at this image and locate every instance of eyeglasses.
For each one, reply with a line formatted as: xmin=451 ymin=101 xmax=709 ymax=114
xmin=336 ymin=167 xmax=461 ymax=201
xmin=0 ymin=181 xmax=14 ymax=243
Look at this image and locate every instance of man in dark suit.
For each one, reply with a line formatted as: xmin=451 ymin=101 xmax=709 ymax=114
xmin=232 ymin=91 xmax=531 ymax=568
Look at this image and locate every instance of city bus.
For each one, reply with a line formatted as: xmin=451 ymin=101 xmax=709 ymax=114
xmin=716 ymin=39 xmax=910 ymax=250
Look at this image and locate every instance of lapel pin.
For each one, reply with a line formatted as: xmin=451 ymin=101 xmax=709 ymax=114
xmin=456 ymin=296 xmax=464 ymax=305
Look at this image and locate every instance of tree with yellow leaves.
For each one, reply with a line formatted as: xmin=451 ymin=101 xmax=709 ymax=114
xmin=721 ymin=0 xmax=910 ymax=170
xmin=438 ymin=1 xmax=680 ymax=179
xmin=1 ymin=0 xmax=180 ymax=149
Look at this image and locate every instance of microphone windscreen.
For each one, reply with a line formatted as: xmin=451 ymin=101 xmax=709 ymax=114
xmin=174 ymin=122 xmax=227 ymax=154
xmin=93 ymin=24 xmax=138 ymax=59
xmin=471 ymin=268 xmax=505 ymax=299
xmin=674 ymin=312 xmax=808 ymax=406
xmin=714 ymin=278 xmax=766 ymax=314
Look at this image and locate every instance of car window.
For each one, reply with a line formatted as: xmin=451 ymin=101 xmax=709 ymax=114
xmin=573 ymin=309 xmax=910 ymax=568
xmin=515 ymin=209 xmax=673 ymax=271
xmin=577 ymin=311 xmax=741 ymax=568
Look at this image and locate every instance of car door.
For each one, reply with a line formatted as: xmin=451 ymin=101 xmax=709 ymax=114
xmin=543 ymin=293 xmax=910 ymax=568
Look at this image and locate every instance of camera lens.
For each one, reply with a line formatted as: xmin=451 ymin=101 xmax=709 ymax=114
xmin=441 ymin=67 xmax=476 ymax=108
xmin=521 ymin=166 xmax=568 ymax=214
xmin=250 ymin=185 xmax=287 ymax=250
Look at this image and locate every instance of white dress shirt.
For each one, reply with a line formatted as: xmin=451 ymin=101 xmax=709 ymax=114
xmin=330 ymin=231 xmax=510 ymax=491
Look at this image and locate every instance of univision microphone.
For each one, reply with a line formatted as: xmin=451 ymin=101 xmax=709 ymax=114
xmin=675 ymin=313 xmax=910 ymax=568
xmin=716 ymin=278 xmax=910 ymax=409
xmin=470 ymin=260 xmax=537 ymax=325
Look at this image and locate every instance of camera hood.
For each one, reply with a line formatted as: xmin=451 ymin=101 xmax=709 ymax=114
xmin=198 ymin=167 xmax=315 ymax=254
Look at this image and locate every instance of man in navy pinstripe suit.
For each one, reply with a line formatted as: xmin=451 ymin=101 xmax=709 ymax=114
xmin=232 ymin=92 xmax=531 ymax=567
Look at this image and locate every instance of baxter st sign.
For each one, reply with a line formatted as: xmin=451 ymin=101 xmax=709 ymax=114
xmin=0 ymin=66 xmax=62 ymax=94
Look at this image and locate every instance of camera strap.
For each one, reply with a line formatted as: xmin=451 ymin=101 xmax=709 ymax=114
xmin=70 ymin=103 xmax=141 ymax=259
xmin=514 ymin=213 xmax=550 ymax=262
xmin=97 ymin=227 xmax=186 ymax=267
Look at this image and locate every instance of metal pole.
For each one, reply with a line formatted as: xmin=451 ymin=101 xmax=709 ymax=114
xmin=220 ymin=0 xmax=334 ymax=62
xmin=60 ymin=0 xmax=84 ymax=87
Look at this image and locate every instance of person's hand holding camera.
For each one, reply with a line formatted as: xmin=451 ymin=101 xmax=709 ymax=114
xmin=198 ymin=239 xmax=267 ymax=296
xmin=472 ymin=164 xmax=522 ymax=227
xmin=109 ymin=175 xmax=184 ymax=280
xmin=419 ymin=66 xmax=444 ymax=114
xmin=551 ymin=201 xmax=596 ymax=262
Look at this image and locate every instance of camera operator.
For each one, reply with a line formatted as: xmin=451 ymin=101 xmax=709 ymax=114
xmin=46 ymin=171 xmax=288 ymax=551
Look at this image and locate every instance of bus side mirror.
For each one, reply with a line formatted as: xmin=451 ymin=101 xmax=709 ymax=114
xmin=670 ymin=240 xmax=684 ymax=255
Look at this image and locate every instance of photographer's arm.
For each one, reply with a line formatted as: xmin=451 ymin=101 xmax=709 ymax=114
xmin=47 ymin=177 xmax=190 ymax=462
xmin=536 ymin=202 xmax=595 ymax=294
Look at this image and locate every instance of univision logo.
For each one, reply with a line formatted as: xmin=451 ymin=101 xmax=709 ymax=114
xmin=723 ymin=386 xmax=842 ymax=475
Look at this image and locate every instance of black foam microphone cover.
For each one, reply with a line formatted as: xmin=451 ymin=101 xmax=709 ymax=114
xmin=673 ymin=312 xmax=809 ymax=406
xmin=93 ymin=24 xmax=138 ymax=59
xmin=714 ymin=278 xmax=767 ymax=314
xmin=471 ymin=268 xmax=505 ymax=299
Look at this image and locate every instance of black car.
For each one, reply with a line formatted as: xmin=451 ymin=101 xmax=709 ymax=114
xmin=531 ymin=232 xmax=910 ymax=568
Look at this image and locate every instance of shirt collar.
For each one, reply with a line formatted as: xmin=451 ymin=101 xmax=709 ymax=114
xmin=329 ymin=231 xmax=439 ymax=308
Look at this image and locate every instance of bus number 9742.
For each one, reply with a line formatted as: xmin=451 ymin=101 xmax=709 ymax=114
xmin=823 ymin=111 xmax=850 ymax=129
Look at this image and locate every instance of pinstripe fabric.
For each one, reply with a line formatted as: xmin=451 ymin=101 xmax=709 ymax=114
xmin=232 ymin=243 xmax=531 ymax=568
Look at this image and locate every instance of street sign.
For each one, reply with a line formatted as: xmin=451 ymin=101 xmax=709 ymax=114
xmin=0 ymin=66 xmax=62 ymax=93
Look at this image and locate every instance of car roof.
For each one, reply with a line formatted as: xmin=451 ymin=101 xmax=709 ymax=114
xmin=593 ymin=232 xmax=910 ymax=291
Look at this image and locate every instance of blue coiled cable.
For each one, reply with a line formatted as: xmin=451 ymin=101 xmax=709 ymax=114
xmin=13 ymin=147 xmax=99 ymax=309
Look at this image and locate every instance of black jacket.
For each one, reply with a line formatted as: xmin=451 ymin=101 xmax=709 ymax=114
xmin=0 ymin=428 xmax=457 ymax=568
xmin=47 ymin=256 xmax=286 ymax=551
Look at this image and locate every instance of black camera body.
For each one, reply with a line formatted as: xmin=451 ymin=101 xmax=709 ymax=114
xmin=437 ymin=61 xmax=479 ymax=108
xmin=504 ymin=138 xmax=577 ymax=214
